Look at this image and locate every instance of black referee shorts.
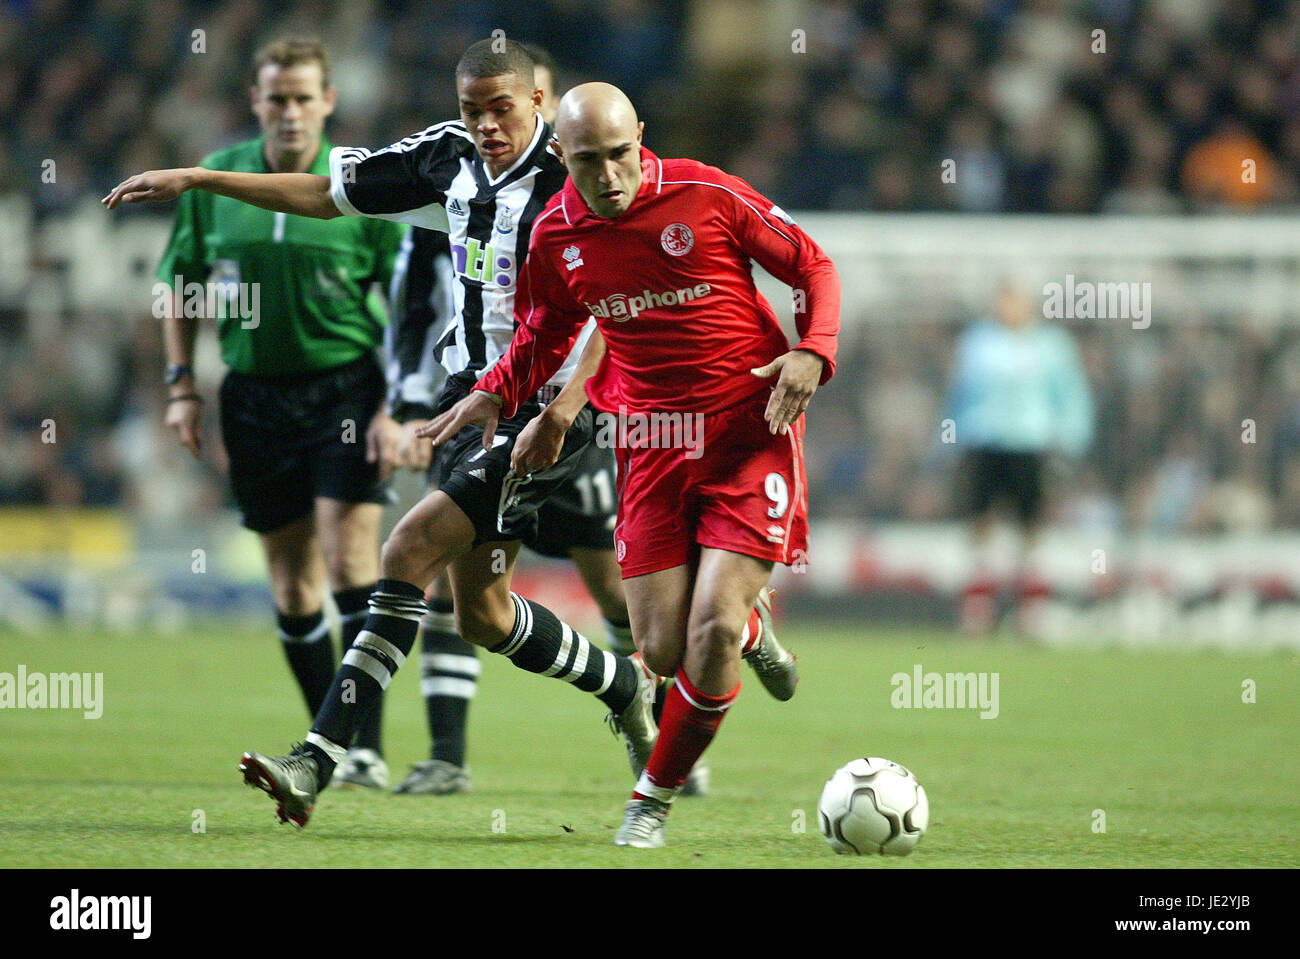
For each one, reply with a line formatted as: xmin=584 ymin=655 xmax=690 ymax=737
xmin=963 ymin=448 xmax=1046 ymax=525
xmin=219 ymin=354 xmax=392 ymax=534
xmin=427 ymin=371 xmax=596 ymax=548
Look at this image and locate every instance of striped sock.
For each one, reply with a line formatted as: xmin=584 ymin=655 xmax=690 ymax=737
xmin=304 ymin=579 xmax=425 ymax=786
xmin=604 ymin=616 xmax=636 ymax=657
xmin=421 ymin=598 xmax=478 ymax=767
xmin=633 ymin=668 xmax=739 ymax=803
xmin=336 ymin=584 xmax=383 ymax=755
xmin=277 ymin=610 xmax=333 ymax=717
xmin=739 ymin=607 xmax=763 ymax=656
xmin=489 ymin=593 xmax=637 ymax=714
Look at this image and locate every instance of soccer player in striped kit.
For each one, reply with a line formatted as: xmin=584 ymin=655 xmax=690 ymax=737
xmin=425 ymin=82 xmax=840 ymax=847
xmin=152 ymin=39 xmax=405 ymax=788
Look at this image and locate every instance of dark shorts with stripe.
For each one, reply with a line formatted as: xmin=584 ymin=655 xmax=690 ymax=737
xmin=526 ymin=422 xmax=618 ymax=558
xmin=220 ymin=353 xmax=392 ymax=534
xmin=429 ymin=370 xmax=597 ymax=548
xmin=963 ymin=448 xmax=1046 ymax=525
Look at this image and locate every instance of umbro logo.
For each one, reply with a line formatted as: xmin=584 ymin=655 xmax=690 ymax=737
xmin=563 ymin=245 xmax=584 ymax=271
xmin=448 ymin=198 xmax=467 ymax=216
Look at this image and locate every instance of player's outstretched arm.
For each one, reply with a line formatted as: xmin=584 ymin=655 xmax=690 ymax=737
xmin=102 ymin=168 xmax=338 ymax=218
xmin=751 ymin=348 xmax=826 ymax=435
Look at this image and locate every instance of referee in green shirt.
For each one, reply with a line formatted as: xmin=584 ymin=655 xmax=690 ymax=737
xmin=154 ymin=39 xmax=405 ymax=789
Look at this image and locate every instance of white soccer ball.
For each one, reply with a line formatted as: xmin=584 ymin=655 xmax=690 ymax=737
xmin=818 ymin=757 xmax=929 ymax=856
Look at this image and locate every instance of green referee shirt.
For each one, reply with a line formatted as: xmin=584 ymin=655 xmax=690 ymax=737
xmin=155 ymin=136 xmax=405 ymax=376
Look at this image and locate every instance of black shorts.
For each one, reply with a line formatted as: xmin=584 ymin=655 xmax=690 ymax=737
xmin=964 ymin=449 xmax=1046 ymax=524
xmin=525 ymin=418 xmax=618 ymax=558
xmin=429 ymin=371 xmax=596 ymax=548
xmin=220 ymin=354 xmax=392 ymax=533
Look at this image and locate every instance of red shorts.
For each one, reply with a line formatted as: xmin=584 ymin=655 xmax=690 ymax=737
xmin=611 ymin=395 xmax=809 ymax=578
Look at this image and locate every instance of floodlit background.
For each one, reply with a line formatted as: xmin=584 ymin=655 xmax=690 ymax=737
xmin=2 ymin=0 xmax=1300 ymax=647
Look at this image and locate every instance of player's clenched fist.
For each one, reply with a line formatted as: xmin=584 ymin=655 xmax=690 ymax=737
xmin=101 ymin=168 xmax=195 ymax=209
xmin=416 ymin=390 xmax=503 ymax=450
xmin=751 ymin=348 xmax=826 ymax=435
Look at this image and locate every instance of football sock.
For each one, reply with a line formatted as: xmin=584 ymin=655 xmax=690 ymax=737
xmin=335 ymin=584 xmax=383 ymax=755
xmin=277 ymin=610 xmax=333 ymax=717
xmin=489 ymin=593 xmax=638 ymax=714
xmin=420 ymin=597 xmax=478 ymax=767
xmin=304 ymin=579 xmax=425 ymax=786
xmin=739 ymin=607 xmax=763 ymax=655
xmin=603 ymin=615 xmax=636 ymax=657
xmin=633 ymin=668 xmax=739 ymax=803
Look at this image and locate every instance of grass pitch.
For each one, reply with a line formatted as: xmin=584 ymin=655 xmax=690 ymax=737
xmin=0 ymin=624 xmax=1295 ymax=868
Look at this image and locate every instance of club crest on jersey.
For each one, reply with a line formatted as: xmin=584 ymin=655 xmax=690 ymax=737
xmin=563 ymin=245 xmax=584 ymax=271
xmin=495 ymin=209 xmax=514 ymax=234
xmin=661 ymin=222 xmax=694 ymax=256
xmin=452 ymin=237 xmax=516 ymax=287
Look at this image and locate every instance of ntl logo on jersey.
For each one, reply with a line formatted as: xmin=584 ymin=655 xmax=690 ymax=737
xmin=451 ymin=237 xmax=516 ymax=287
xmin=585 ymin=283 xmax=713 ymax=322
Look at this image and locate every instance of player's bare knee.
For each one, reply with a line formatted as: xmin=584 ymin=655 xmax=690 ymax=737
xmin=380 ymin=519 xmax=449 ymax=583
xmin=689 ymin=615 xmax=743 ymax=662
xmin=637 ymin=631 xmax=681 ymax=676
xmin=271 ymin=578 xmax=321 ymax=617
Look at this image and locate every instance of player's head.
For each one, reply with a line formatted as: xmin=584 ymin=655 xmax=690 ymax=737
xmin=522 ymin=44 xmax=561 ymax=124
xmin=995 ymin=279 xmax=1035 ymax=329
xmin=250 ymin=38 xmax=336 ymax=162
xmin=552 ymin=82 xmax=644 ymax=219
xmin=455 ymin=38 xmax=542 ymax=175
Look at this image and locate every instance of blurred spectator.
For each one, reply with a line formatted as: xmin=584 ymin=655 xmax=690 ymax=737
xmin=942 ymin=281 xmax=1095 ymax=632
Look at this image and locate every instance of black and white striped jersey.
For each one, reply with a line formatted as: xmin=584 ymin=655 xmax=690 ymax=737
xmin=385 ymin=229 xmax=453 ymax=421
xmin=329 ymin=115 xmax=593 ymax=400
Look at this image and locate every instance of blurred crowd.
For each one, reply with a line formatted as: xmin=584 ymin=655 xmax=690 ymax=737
xmin=3 ymin=0 xmax=1298 ymax=216
xmin=804 ymin=315 xmax=1300 ymax=533
xmin=2 ymin=0 xmax=1299 ymax=534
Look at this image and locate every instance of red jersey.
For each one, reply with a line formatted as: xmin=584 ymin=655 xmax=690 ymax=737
xmin=475 ymin=147 xmax=840 ymax=416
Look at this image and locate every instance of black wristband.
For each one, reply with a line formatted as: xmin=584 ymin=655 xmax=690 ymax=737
xmin=166 ymin=393 xmax=203 ymax=404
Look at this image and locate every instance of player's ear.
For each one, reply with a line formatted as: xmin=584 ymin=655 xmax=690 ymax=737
xmin=249 ymin=84 xmax=260 ymax=116
xmin=322 ymin=84 xmax=337 ymax=117
xmin=551 ymin=138 xmax=567 ymax=167
xmin=636 ymin=121 xmax=644 ymax=144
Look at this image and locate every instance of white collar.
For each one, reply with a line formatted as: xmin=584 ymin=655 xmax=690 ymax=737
xmin=484 ymin=114 xmax=545 ymax=185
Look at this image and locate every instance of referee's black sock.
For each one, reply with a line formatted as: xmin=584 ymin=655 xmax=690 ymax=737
xmin=489 ymin=593 xmax=638 ymax=714
xmin=304 ymin=580 xmax=425 ymax=787
xmin=336 ymin=584 xmax=383 ymax=756
xmin=420 ymin=598 xmax=478 ymax=768
xmin=277 ymin=610 xmax=333 ymax=718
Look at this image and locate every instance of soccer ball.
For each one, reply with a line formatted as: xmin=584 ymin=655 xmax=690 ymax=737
xmin=818 ymin=757 xmax=929 ymax=856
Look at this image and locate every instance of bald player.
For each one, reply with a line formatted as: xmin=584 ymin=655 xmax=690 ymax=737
xmin=426 ymin=83 xmax=840 ymax=847
xmin=106 ymin=40 xmax=662 ymax=828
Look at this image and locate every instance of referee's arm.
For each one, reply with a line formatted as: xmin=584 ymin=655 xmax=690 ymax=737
xmin=103 ymin=169 xmax=339 ymax=219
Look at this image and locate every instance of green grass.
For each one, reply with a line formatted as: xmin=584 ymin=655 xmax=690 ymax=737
xmin=0 ymin=625 xmax=1296 ymax=868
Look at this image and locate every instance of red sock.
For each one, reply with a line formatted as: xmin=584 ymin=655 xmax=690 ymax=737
xmin=739 ymin=608 xmax=762 ymax=655
xmin=633 ymin=669 xmax=739 ymax=802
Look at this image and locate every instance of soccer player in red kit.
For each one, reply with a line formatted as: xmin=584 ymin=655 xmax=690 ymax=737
xmin=424 ymin=82 xmax=840 ymax=847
